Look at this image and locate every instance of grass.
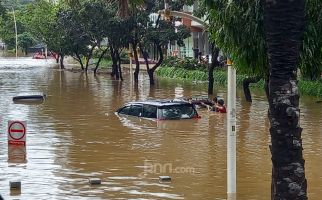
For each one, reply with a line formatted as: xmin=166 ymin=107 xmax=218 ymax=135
xmin=92 ymin=58 xmax=112 ymax=69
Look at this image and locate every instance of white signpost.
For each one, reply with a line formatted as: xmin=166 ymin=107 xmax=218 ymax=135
xmin=227 ymin=60 xmax=237 ymax=200
xmin=8 ymin=121 xmax=26 ymax=146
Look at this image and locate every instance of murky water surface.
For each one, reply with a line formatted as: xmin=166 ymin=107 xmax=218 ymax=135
xmin=0 ymin=58 xmax=321 ymax=199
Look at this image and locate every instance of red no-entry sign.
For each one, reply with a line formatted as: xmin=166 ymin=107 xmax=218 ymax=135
xmin=8 ymin=121 xmax=26 ymax=146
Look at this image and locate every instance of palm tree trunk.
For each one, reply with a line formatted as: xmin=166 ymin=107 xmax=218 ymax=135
xmin=264 ymin=0 xmax=307 ymax=199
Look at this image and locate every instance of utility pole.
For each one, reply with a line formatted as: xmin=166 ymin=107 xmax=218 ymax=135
xmin=12 ymin=7 xmax=18 ymax=58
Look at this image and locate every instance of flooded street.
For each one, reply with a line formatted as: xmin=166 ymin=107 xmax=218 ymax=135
xmin=0 ymin=58 xmax=322 ymax=200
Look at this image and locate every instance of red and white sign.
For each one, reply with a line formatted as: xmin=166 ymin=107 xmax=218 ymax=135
xmin=8 ymin=121 xmax=26 ymax=146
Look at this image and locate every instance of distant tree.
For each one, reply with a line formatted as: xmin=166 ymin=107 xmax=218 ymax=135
xmin=20 ymin=0 xmax=57 ymax=44
xmin=0 ymin=8 xmax=25 ymax=50
xmin=57 ymin=1 xmax=113 ymax=72
xmin=206 ymin=0 xmax=322 ymax=99
xmin=107 ymin=0 xmax=145 ymax=18
xmin=17 ymin=32 xmax=35 ymax=55
xmin=107 ymin=17 xmax=132 ymax=80
xmin=144 ymin=19 xmax=190 ymax=85
xmin=20 ymin=0 xmax=68 ymax=67
xmin=129 ymin=0 xmax=191 ymax=84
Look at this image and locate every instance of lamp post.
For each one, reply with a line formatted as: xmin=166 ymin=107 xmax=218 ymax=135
xmin=12 ymin=7 xmax=18 ymax=58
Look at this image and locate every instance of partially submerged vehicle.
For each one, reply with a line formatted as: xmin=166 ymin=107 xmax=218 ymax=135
xmin=116 ymin=100 xmax=200 ymax=120
xmin=32 ymin=52 xmax=57 ymax=59
xmin=13 ymin=92 xmax=46 ymax=103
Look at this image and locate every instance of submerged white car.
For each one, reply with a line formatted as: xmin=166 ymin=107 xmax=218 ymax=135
xmin=116 ymin=100 xmax=200 ymax=120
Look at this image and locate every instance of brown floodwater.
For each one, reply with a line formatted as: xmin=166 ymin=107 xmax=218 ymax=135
xmin=0 ymin=58 xmax=321 ymax=200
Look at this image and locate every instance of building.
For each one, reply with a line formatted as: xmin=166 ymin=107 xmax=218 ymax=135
xmin=176 ymin=4 xmax=210 ymax=58
xmin=149 ymin=3 xmax=210 ymax=60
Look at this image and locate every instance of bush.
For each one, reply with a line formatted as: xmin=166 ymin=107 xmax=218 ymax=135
xmin=160 ymin=56 xmax=207 ymax=71
xmin=298 ymin=80 xmax=322 ymax=97
xmin=120 ymin=51 xmax=130 ymax=64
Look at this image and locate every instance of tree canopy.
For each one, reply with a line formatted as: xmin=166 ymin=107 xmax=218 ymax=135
xmin=206 ymin=0 xmax=322 ymax=80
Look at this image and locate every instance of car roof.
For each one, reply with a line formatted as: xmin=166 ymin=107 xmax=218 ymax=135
xmin=124 ymin=99 xmax=191 ymax=107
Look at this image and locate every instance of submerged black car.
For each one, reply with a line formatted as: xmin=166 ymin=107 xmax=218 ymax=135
xmin=116 ymin=100 xmax=200 ymax=120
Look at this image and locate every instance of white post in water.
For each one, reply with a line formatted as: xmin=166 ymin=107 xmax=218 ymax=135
xmin=227 ymin=59 xmax=236 ymax=200
xmin=45 ymin=45 xmax=48 ymax=59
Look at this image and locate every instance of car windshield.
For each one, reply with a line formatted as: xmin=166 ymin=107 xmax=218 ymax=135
xmin=158 ymin=104 xmax=197 ymax=120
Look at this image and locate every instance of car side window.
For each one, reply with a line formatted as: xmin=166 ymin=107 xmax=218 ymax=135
xmin=129 ymin=105 xmax=142 ymax=117
xmin=118 ymin=106 xmax=131 ymax=115
xmin=142 ymin=105 xmax=157 ymax=118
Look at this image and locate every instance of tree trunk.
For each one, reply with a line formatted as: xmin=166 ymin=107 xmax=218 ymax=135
xmin=148 ymin=42 xmax=163 ymax=85
xmin=110 ymin=46 xmax=119 ymax=79
xmin=139 ymin=43 xmax=150 ymax=71
xmin=94 ymin=48 xmax=108 ymax=75
xmin=132 ymin=42 xmax=140 ymax=83
xmin=264 ymin=0 xmax=307 ymax=199
xmin=110 ymin=46 xmax=115 ymax=77
xmin=75 ymin=53 xmax=84 ymax=70
xmin=242 ymin=76 xmax=261 ymax=102
xmin=59 ymin=54 xmax=64 ymax=69
xmin=116 ymin=50 xmax=123 ymax=81
xmin=208 ymin=43 xmax=219 ymax=95
xmin=85 ymin=46 xmax=96 ymax=72
xmin=84 ymin=57 xmax=90 ymax=72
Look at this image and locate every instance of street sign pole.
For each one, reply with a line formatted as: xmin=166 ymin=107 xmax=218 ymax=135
xmin=227 ymin=59 xmax=236 ymax=199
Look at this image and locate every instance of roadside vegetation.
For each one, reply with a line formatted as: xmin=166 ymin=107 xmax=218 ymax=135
xmin=157 ymin=64 xmax=322 ymax=97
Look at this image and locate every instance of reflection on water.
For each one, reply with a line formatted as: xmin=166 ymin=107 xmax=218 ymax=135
xmin=0 ymin=58 xmax=322 ymax=199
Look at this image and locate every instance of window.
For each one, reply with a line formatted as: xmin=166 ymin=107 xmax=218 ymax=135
xmin=118 ymin=106 xmax=131 ymax=115
xmin=142 ymin=105 xmax=157 ymax=118
xmin=158 ymin=104 xmax=198 ymax=120
xmin=129 ymin=105 xmax=143 ymax=117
